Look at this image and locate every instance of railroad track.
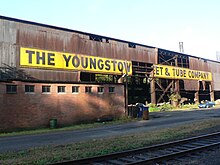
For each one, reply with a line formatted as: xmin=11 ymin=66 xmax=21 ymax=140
xmin=52 ymin=132 xmax=220 ymax=165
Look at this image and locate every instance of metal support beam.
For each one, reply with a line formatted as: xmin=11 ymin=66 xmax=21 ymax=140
xmin=209 ymin=82 xmax=215 ymax=102
xmin=157 ymin=81 xmax=173 ymax=103
xmin=150 ymin=78 xmax=156 ymax=104
xmin=174 ymin=57 xmax=180 ymax=95
xmin=194 ymin=91 xmax=199 ymax=103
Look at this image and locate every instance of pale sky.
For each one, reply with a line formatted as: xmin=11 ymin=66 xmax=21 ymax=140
xmin=1 ymin=0 xmax=220 ymax=60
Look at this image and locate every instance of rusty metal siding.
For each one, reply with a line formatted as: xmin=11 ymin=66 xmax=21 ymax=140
xmin=207 ymin=61 xmax=220 ymax=90
xmin=0 ymin=19 xmax=17 ymax=44
xmin=24 ymin=68 xmax=79 ymax=81
xmin=17 ymin=22 xmax=157 ymax=63
xmin=0 ymin=20 xmax=17 ymax=68
xmin=189 ymin=57 xmax=209 ymax=71
xmin=184 ymin=57 xmax=210 ymax=91
xmin=0 ymin=42 xmax=17 ymax=67
xmin=1 ymin=17 xmax=156 ymax=81
xmin=184 ymin=80 xmax=199 ymax=91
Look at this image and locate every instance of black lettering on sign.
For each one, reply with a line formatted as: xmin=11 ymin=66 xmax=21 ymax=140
xmin=126 ymin=62 xmax=131 ymax=73
xmin=176 ymin=69 xmax=180 ymax=76
xmin=188 ymin=71 xmax=191 ymax=78
xmin=172 ymin=68 xmax=175 ymax=77
xmin=183 ymin=70 xmax=186 ymax=77
xmin=155 ymin=66 xmax=163 ymax=75
xmin=206 ymin=73 xmax=209 ymax=79
xmin=48 ymin=53 xmax=55 ymax=66
xmin=90 ymin=58 xmax=96 ymax=69
xmin=105 ymin=60 xmax=110 ymax=70
xmin=26 ymin=50 xmax=35 ymax=64
xmin=191 ymin=71 xmax=195 ymax=78
xmin=81 ymin=57 xmax=88 ymax=68
xmin=179 ymin=69 xmax=182 ymax=77
xmin=111 ymin=61 xmax=117 ymax=71
xmin=97 ymin=59 xmax=104 ymax=70
xmin=72 ymin=55 xmax=80 ymax=68
xmin=154 ymin=66 xmax=159 ymax=75
xmin=165 ymin=68 xmax=170 ymax=76
xmin=63 ymin=54 xmax=71 ymax=67
xmin=36 ymin=51 xmax=45 ymax=65
xmin=118 ymin=62 xmax=123 ymax=72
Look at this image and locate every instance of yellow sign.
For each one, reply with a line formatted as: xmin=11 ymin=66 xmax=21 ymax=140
xmin=153 ymin=64 xmax=212 ymax=81
xmin=20 ymin=47 xmax=132 ymax=75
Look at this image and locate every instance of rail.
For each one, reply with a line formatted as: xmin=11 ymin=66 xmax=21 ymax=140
xmin=52 ymin=132 xmax=220 ymax=165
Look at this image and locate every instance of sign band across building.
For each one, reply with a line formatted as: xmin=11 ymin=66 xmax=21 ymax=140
xmin=20 ymin=47 xmax=132 ymax=75
xmin=153 ymin=64 xmax=212 ymax=81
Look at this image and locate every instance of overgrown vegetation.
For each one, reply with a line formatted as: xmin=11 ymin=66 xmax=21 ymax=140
xmin=1 ymin=118 xmax=220 ymax=165
xmin=148 ymin=102 xmax=199 ymax=112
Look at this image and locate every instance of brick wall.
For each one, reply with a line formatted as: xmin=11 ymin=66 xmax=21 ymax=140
xmin=0 ymin=81 xmax=125 ymax=132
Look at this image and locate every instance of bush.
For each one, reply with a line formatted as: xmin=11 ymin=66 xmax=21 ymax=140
xmin=147 ymin=103 xmax=160 ymax=112
xmin=180 ymin=103 xmax=199 ymax=109
xmin=148 ymin=103 xmax=157 ymax=108
xmin=159 ymin=103 xmax=173 ymax=111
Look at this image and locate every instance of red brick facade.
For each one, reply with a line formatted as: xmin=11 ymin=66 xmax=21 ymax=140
xmin=0 ymin=81 xmax=125 ymax=132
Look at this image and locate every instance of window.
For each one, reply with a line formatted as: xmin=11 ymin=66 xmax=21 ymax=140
xmin=97 ymin=87 xmax=104 ymax=93
xmin=85 ymin=86 xmax=92 ymax=93
xmin=128 ymin=42 xmax=136 ymax=48
xmin=89 ymin=34 xmax=103 ymax=42
xmin=25 ymin=85 xmax=35 ymax=93
xmin=42 ymin=86 xmax=51 ymax=93
xmin=58 ymin=86 xmax=65 ymax=93
xmin=6 ymin=85 xmax=17 ymax=94
xmin=109 ymin=87 xmax=115 ymax=93
xmin=72 ymin=86 xmax=79 ymax=93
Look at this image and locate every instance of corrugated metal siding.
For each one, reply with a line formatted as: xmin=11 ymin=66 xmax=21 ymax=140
xmin=3 ymin=16 xmax=220 ymax=92
xmin=24 ymin=68 xmax=79 ymax=81
xmin=189 ymin=57 xmax=209 ymax=71
xmin=0 ymin=42 xmax=17 ymax=67
xmin=0 ymin=17 xmax=159 ymax=81
xmin=17 ymin=22 xmax=157 ymax=62
xmin=184 ymin=57 xmax=210 ymax=91
xmin=207 ymin=61 xmax=220 ymax=90
xmin=184 ymin=80 xmax=199 ymax=91
xmin=0 ymin=19 xmax=17 ymax=44
xmin=15 ymin=19 xmax=156 ymax=81
xmin=0 ymin=20 xmax=17 ymax=68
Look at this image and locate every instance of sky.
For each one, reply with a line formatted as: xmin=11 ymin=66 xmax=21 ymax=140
xmin=0 ymin=0 xmax=220 ymax=60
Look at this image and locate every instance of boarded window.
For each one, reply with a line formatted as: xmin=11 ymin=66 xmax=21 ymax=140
xmin=72 ymin=86 xmax=79 ymax=93
xmin=6 ymin=85 xmax=17 ymax=94
xmin=85 ymin=86 xmax=92 ymax=93
xmin=97 ymin=87 xmax=104 ymax=93
xmin=42 ymin=86 xmax=51 ymax=93
xmin=58 ymin=86 xmax=65 ymax=93
xmin=25 ymin=85 xmax=35 ymax=93
xmin=109 ymin=87 xmax=115 ymax=93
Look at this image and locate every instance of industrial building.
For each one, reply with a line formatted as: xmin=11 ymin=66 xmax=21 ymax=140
xmin=1 ymin=15 xmax=220 ymax=132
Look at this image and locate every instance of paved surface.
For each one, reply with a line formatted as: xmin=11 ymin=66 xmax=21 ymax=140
xmin=1 ymin=108 xmax=220 ymax=153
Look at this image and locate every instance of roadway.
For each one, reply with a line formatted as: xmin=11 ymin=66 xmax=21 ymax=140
xmin=1 ymin=108 xmax=220 ymax=153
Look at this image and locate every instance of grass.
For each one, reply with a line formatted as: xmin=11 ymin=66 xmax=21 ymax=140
xmin=1 ymin=118 xmax=220 ymax=165
xmin=0 ymin=103 xmax=216 ymax=136
xmin=0 ymin=117 xmax=136 ymax=137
